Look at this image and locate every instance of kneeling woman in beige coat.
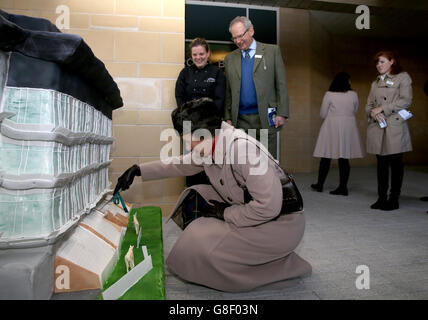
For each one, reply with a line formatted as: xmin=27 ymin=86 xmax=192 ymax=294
xmin=114 ymin=98 xmax=312 ymax=292
xmin=366 ymin=50 xmax=413 ymax=211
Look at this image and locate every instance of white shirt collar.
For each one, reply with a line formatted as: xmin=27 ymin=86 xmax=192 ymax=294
xmin=379 ymin=73 xmax=392 ymax=81
xmin=241 ymin=40 xmax=257 ymax=58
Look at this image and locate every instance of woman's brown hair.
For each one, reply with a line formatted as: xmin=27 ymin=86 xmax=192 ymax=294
xmin=189 ymin=38 xmax=210 ymax=53
xmin=373 ymin=50 xmax=403 ymax=75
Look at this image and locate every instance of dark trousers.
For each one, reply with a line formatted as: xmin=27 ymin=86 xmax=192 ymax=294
xmin=236 ymin=114 xmax=278 ymax=159
xmin=317 ymin=157 xmax=350 ymax=188
xmin=376 ymin=153 xmax=404 ymax=200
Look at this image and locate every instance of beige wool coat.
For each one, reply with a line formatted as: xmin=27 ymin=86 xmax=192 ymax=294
xmin=313 ymin=91 xmax=365 ymax=159
xmin=365 ymin=72 xmax=413 ymax=155
xmin=138 ymin=122 xmax=312 ymax=292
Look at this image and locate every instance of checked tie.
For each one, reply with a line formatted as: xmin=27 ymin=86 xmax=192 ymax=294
xmin=244 ymin=49 xmax=251 ymax=59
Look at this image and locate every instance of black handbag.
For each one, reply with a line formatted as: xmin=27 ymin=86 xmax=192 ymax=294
xmin=230 ymin=138 xmax=303 ymax=216
xmin=172 ymin=189 xmax=211 ymax=230
xmin=277 ymin=169 xmax=304 ymax=214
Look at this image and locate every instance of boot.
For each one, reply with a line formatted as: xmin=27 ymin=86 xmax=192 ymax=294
xmin=311 ymin=183 xmax=323 ymax=192
xmin=311 ymin=158 xmax=330 ymax=192
xmin=330 ymin=158 xmax=349 ymax=196
xmin=330 ymin=187 xmax=348 ymax=196
xmin=381 ymin=195 xmax=399 ymax=211
xmin=372 ymin=155 xmax=389 ymax=210
xmin=370 ymin=196 xmax=387 ymax=209
xmin=382 ymin=154 xmax=403 ymax=211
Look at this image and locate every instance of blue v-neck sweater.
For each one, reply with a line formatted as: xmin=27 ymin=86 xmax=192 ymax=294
xmin=239 ymin=56 xmax=258 ymax=114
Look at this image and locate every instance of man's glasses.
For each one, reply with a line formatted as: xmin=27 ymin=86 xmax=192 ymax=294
xmin=231 ymin=28 xmax=249 ymax=42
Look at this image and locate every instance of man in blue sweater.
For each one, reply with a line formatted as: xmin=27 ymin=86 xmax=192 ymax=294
xmin=224 ymin=16 xmax=289 ymax=159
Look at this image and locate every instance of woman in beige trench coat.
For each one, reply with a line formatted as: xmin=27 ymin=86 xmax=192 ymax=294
xmin=366 ymin=50 xmax=413 ymax=211
xmin=312 ymin=72 xmax=364 ymax=195
xmin=113 ymin=98 xmax=312 ymax=292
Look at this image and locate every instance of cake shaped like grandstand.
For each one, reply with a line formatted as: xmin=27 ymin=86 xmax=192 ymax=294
xmin=0 ymin=10 xmax=126 ymax=299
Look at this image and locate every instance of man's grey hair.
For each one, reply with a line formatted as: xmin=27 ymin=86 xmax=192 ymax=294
xmin=229 ymin=16 xmax=253 ymax=33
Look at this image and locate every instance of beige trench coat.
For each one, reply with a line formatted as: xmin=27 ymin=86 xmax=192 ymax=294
xmin=365 ymin=72 xmax=413 ymax=155
xmin=139 ymin=122 xmax=311 ymax=292
xmin=313 ymin=91 xmax=365 ymax=159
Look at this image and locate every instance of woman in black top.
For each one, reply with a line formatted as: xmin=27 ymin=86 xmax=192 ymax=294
xmin=175 ymin=38 xmax=226 ymax=188
xmin=175 ymin=38 xmax=225 ymax=114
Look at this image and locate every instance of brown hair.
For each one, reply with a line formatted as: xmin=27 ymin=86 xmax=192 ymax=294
xmin=373 ymin=50 xmax=403 ymax=75
xmin=189 ymin=38 xmax=210 ymax=53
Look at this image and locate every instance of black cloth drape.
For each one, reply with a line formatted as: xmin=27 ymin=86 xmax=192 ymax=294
xmin=0 ymin=10 xmax=123 ymax=116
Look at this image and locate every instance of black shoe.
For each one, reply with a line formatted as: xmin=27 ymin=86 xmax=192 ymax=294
xmin=420 ymin=196 xmax=428 ymax=202
xmin=380 ymin=199 xmax=399 ymax=211
xmin=329 ymin=187 xmax=348 ymax=196
xmin=370 ymin=198 xmax=387 ymax=209
xmin=311 ymin=183 xmax=323 ymax=192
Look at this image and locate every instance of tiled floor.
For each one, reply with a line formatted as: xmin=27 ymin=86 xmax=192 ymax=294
xmin=162 ymin=166 xmax=428 ymax=300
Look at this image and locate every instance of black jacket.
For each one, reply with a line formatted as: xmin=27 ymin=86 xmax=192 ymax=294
xmin=175 ymin=63 xmax=225 ymax=114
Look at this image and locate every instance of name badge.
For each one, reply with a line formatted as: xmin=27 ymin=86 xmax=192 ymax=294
xmin=386 ymin=80 xmax=394 ymax=86
xmin=255 ymin=54 xmax=263 ymax=59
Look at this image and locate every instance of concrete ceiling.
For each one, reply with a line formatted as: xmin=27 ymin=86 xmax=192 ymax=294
xmin=192 ymin=0 xmax=428 ymax=38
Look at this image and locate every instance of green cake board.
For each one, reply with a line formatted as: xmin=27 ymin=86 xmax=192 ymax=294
xmin=100 ymin=206 xmax=165 ymax=300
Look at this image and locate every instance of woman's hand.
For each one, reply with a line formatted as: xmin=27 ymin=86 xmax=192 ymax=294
xmin=370 ymin=105 xmax=383 ymax=120
xmin=275 ymin=115 xmax=287 ymax=128
xmin=113 ymin=164 xmax=141 ymax=195
xmin=226 ymin=120 xmax=233 ymax=126
xmin=201 ymin=200 xmax=229 ymax=220
xmin=375 ymin=113 xmax=386 ymax=123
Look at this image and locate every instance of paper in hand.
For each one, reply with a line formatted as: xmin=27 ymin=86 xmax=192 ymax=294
xmin=398 ymin=109 xmax=413 ymax=120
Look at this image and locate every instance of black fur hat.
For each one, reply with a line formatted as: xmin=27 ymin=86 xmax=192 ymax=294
xmin=171 ymin=98 xmax=222 ymax=135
